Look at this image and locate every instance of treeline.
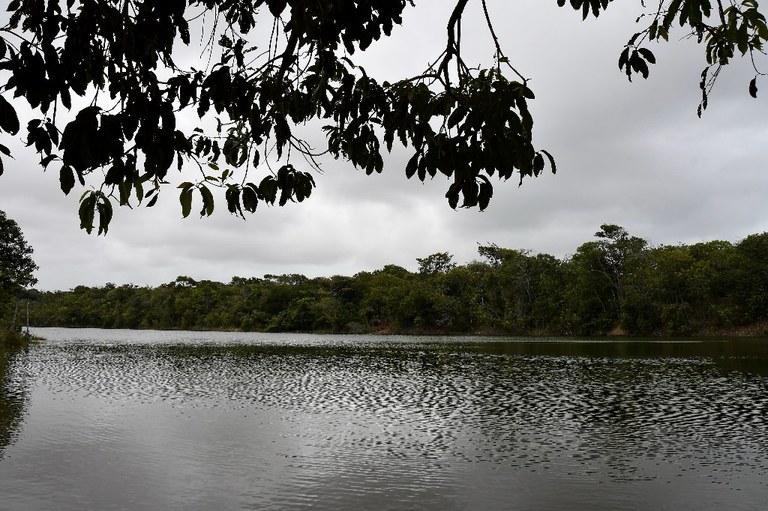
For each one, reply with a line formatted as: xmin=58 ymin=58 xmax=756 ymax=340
xmin=22 ymin=225 xmax=768 ymax=336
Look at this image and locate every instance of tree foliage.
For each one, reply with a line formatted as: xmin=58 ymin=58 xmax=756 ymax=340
xmin=0 ymin=210 xmax=37 ymax=295
xmin=417 ymin=252 xmax=455 ymax=275
xmin=0 ymin=210 xmax=37 ymax=333
xmin=1 ymin=1 xmax=764 ymax=232
xmin=23 ymin=226 xmax=768 ymax=336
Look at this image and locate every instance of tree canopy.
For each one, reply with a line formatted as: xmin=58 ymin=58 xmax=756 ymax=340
xmin=0 ymin=209 xmax=37 ymax=334
xmin=23 ymin=227 xmax=768 ymax=336
xmin=0 ymin=209 xmax=37 ymax=295
xmin=0 ymin=1 xmax=765 ymax=233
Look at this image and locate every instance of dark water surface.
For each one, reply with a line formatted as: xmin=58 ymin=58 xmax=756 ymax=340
xmin=1 ymin=328 xmax=767 ymax=510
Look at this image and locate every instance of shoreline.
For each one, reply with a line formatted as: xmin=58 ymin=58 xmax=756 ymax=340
xmin=24 ymin=322 xmax=768 ymax=339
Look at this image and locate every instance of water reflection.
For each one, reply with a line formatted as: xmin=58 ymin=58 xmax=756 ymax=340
xmin=0 ymin=330 xmax=766 ymax=510
xmin=0 ymin=345 xmax=29 ymax=460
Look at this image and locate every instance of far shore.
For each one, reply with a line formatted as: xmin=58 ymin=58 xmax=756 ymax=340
xmin=21 ymin=320 xmax=768 ymax=339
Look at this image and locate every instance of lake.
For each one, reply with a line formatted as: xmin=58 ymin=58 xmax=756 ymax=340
xmin=1 ymin=328 xmax=767 ymax=510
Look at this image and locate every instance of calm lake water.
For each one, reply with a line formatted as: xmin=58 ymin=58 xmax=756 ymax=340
xmin=1 ymin=328 xmax=767 ymax=510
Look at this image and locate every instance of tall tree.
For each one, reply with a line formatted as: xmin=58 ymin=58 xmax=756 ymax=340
xmin=735 ymin=232 xmax=768 ymax=322
xmin=417 ymin=252 xmax=456 ymax=276
xmin=566 ymin=225 xmax=647 ymax=334
xmin=0 ymin=210 xmax=37 ymax=294
xmin=1 ymin=1 xmax=764 ymax=233
xmin=0 ymin=210 xmax=38 ymax=332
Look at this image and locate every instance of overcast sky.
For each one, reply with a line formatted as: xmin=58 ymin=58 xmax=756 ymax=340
xmin=1 ymin=1 xmax=767 ymax=291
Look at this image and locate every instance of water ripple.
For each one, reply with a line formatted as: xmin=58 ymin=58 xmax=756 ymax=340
xmin=3 ymin=336 xmax=768 ymax=510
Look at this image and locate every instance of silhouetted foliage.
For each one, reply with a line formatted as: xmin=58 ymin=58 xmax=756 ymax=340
xmin=2 ymin=1 xmax=765 ymax=232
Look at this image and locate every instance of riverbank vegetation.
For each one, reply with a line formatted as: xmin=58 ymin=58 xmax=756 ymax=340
xmin=19 ymin=225 xmax=768 ymax=337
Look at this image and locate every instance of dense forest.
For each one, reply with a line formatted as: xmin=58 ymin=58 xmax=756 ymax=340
xmin=20 ymin=225 xmax=768 ymax=337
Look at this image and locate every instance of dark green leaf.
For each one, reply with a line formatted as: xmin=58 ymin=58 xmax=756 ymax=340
xmin=199 ymin=185 xmax=214 ymax=216
xmin=135 ymin=179 xmax=144 ymax=203
xmin=618 ymin=47 xmax=630 ymax=70
xmin=445 ymin=182 xmax=461 ymax=209
xmin=541 ymin=150 xmax=557 ymax=175
xmin=630 ymin=52 xmax=650 ymax=79
xmin=268 ymin=0 xmax=288 ymax=17
xmin=0 ymin=95 xmax=20 ymax=135
xmin=737 ymin=21 xmax=750 ymax=55
xmin=478 ymin=176 xmax=493 ymax=211
xmin=637 ymin=48 xmax=656 ymax=64
xmin=242 ymin=184 xmax=259 ymax=212
xmin=180 ymin=187 xmax=193 ymax=218
xmin=97 ymin=195 xmax=113 ymax=235
xmin=79 ymin=192 xmax=96 ymax=234
xmin=60 ymin=165 xmax=75 ymax=195
xmin=259 ymin=176 xmax=278 ymax=204
xmin=405 ymin=153 xmax=419 ymax=179
xmin=225 ymin=185 xmax=242 ymax=215
xmin=664 ymin=0 xmax=682 ymax=28
xmin=119 ymin=181 xmax=132 ymax=205
xmin=447 ymin=104 xmax=468 ymax=130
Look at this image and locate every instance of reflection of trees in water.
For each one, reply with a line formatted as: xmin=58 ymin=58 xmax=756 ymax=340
xmin=0 ymin=346 xmax=28 ymax=459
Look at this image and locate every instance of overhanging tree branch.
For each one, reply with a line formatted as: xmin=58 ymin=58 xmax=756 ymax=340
xmin=0 ymin=0 xmax=764 ymax=235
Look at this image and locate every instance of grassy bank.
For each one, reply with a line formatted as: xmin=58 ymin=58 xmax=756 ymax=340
xmin=0 ymin=330 xmax=33 ymax=348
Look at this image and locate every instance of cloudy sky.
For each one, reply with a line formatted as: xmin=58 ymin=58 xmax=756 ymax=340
xmin=1 ymin=1 xmax=767 ymax=291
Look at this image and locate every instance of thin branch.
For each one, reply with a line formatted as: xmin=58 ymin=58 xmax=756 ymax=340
xmin=276 ymin=21 xmax=300 ymax=85
xmin=716 ymin=0 xmax=726 ymax=25
xmin=439 ymin=0 xmax=471 ymax=86
xmin=481 ymin=0 xmax=527 ymax=82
